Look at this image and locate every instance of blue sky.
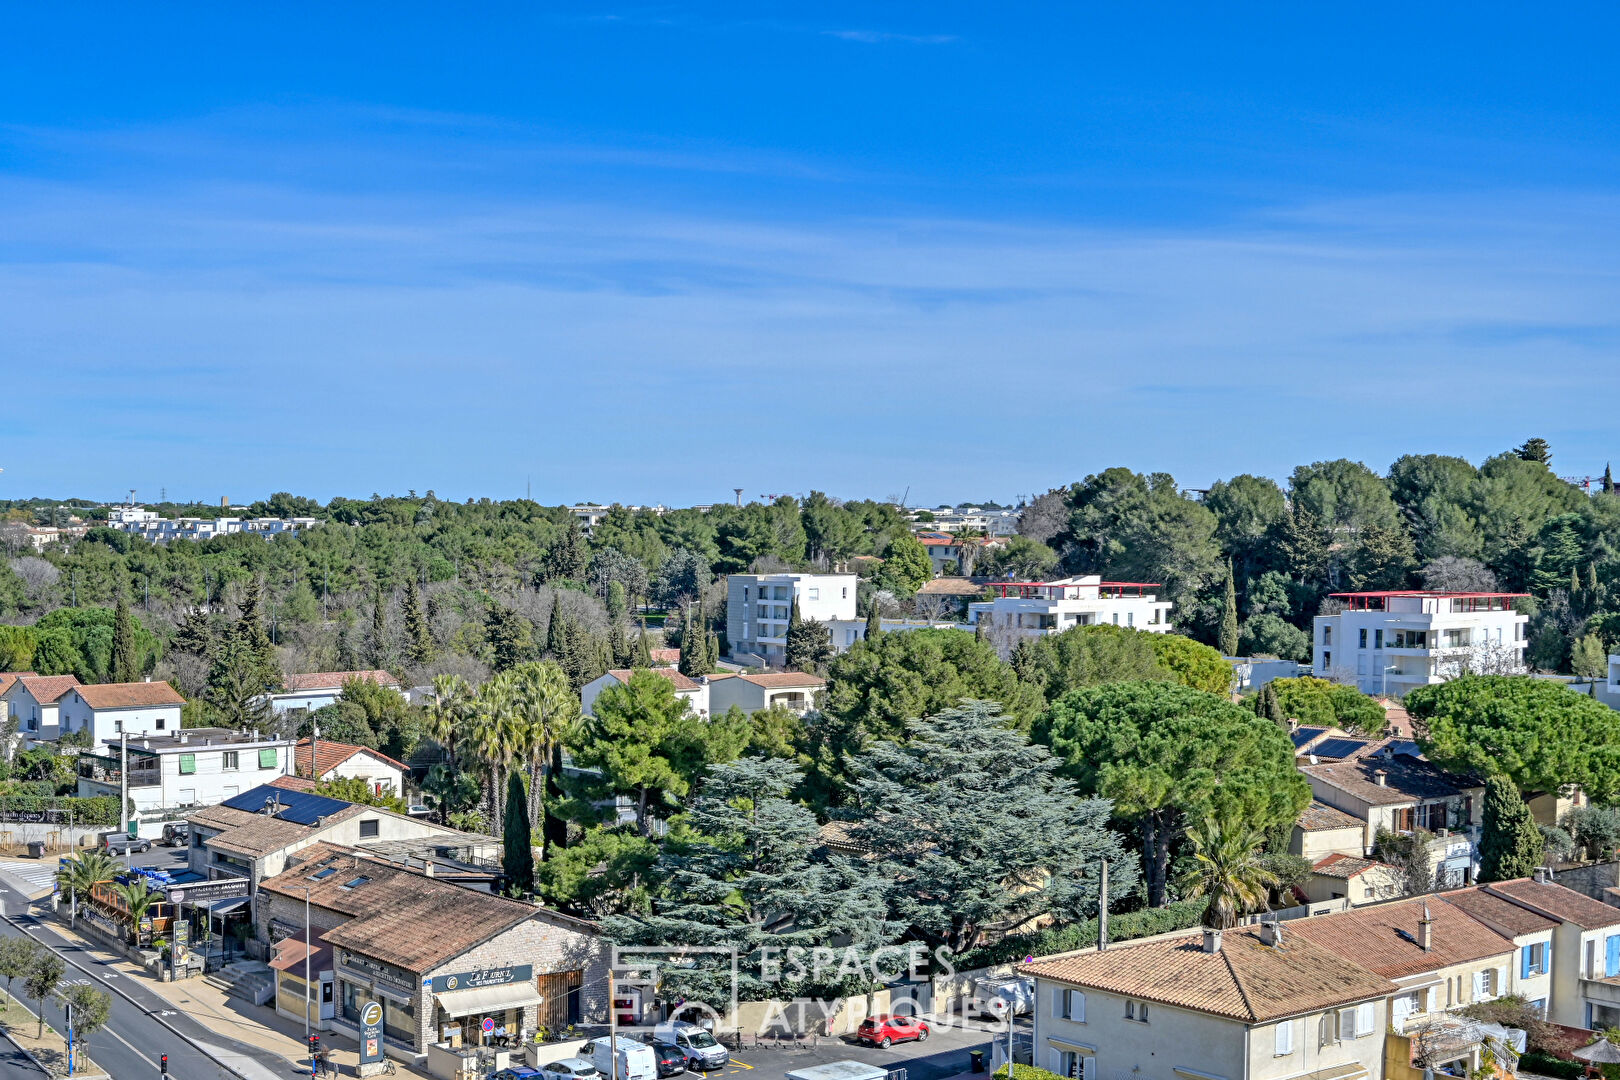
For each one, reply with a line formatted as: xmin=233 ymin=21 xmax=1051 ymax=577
xmin=4 ymin=4 xmax=1619 ymax=507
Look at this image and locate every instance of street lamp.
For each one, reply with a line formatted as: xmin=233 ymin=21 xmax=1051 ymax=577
xmin=303 ymin=885 xmax=312 ymax=1063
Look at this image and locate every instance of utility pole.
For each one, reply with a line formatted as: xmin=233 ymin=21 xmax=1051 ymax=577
xmin=303 ymin=885 xmax=312 ymax=1057
xmin=119 ymin=731 xmax=130 ymax=870
xmin=609 ymin=970 xmax=618 ymax=1080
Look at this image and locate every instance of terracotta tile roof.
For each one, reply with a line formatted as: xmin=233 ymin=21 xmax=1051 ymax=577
xmin=1437 ymin=887 xmax=1558 ymax=938
xmin=1378 ymin=698 xmax=1414 ymax=737
xmin=740 ymin=672 xmax=825 ymax=689
xmin=261 ymin=845 xmax=539 ymax=972
xmin=1288 ymin=898 xmax=1513 ymax=979
xmin=606 ymin=668 xmax=700 ymax=692
xmin=14 ymin=675 xmax=82 ymax=704
xmin=71 ymin=681 xmax=186 ymax=709
xmin=294 ymin=738 xmax=407 ymax=779
xmin=915 ymin=577 xmax=986 ymax=597
xmin=1018 ymin=928 xmax=1396 ymax=1023
xmin=1296 ymin=800 xmax=1363 ymax=832
xmin=1311 ymin=853 xmax=1392 ymax=880
xmin=1300 ymin=753 xmax=1477 ymax=806
xmin=268 ymin=928 xmax=332 ymax=972
xmin=269 ymin=774 xmax=319 ymax=793
xmin=0 ymin=672 xmax=37 ymax=696
xmin=283 ymin=670 xmax=400 ymax=692
xmin=648 ymin=648 xmax=680 ymax=666
xmin=1483 ymin=879 xmax=1620 ymax=931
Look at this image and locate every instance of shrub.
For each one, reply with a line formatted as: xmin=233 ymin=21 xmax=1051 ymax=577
xmin=956 ymin=899 xmax=1208 ymax=969
xmin=1517 ymin=1052 xmax=1584 ymax=1080
xmin=994 ymin=1067 xmax=1066 ymax=1080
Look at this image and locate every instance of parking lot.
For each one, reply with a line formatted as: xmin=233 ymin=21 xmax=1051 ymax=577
xmin=679 ymin=1018 xmax=1022 ymax=1080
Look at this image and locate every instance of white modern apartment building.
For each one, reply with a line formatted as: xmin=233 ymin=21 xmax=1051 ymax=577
xmin=725 ymin=573 xmax=857 ymax=666
xmin=106 ymin=506 xmax=320 ymax=544
xmin=967 ymin=576 xmax=1174 ymax=643
xmin=1313 ymin=591 xmax=1529 ymax=696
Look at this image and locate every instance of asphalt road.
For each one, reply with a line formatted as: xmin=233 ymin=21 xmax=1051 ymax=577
xmin=644 ymin=1017 xmax=1017 ymax=1080
xmin=0 ymin=871 xmax=258 ymax=1080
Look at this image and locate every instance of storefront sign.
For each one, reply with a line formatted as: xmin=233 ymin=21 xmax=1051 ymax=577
xmin=337 ymin=950 xmax=417 ymax=996
xmin=360 ymin=1001 xmax=384 ymax=1064
xmin=166 ymin=877 xmax=251 ymax=904
xmin=429 ymin=964 xmax=532 ymax=993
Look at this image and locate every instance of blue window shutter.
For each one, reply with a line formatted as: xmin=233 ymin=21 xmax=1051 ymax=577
xmin=1606 ymin=935 xmax=1620 ymax=978
xmin=1522 ymin=947 xmax=1532 ymax=980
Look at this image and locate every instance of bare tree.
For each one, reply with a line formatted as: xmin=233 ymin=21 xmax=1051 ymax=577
xmin=8 ymin=557 xmax=59 ymax=609
xmin=1016 ymin=489 xmax=1069 ymax=544
xmin=1420 ymin=557 xmax=1498 ymax=593
xmin=913 ymin=594 xmax=950 ymax=621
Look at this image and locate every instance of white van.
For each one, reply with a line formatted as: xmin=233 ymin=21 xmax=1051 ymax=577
xmin=653 ymin=1021 xmax=730 ymax=1071
xmin=587 ymin=1036 xmax=659 ymax=1080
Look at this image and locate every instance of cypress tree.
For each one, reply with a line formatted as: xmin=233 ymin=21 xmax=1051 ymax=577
xmin=402 ymin=578 xmax=434 ymax=666
xmin=865 ymin=601 xmax=882 ymax=642
xmin=679 ymin=602 xmax=712 ymax=677
xmin=1253 ymin=683 xmax=1285 ymax=727
xmin=110 ymin=590 xmax=141 ymax=683
xmin=1219 ymin=560 xmax=1240 ymax=657
xmin=545 ymin=599 xmax=567 ymax=659
xmin=369 ymin=587 xmax=388 ymax=667
xmin=502 ymin=770 xmax=535 ymax=898
xmin=1571 ymin=564 xmax=1582 ymax=595
xmin=1588 ymin=562 xmax=1600 ymax=595
xmin=1478 ymin=775 xmax=1544 ymax=883
xmin=1605 ymin=463 xmax=1615 ymax=495
xmin=608 ymin=623 xmax=631 ymax=666
xmin=632 ymin=623 xmax=654 ymax=667
xmin=335 ymin=626 xmax=359 ymax=671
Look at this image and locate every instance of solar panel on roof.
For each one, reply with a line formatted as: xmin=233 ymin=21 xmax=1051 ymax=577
xmin=1311 ymin=738 xmax=1370 ymax=760
xmin=1291 ymin=726 xmax=1328 ymax=749
xmin=220 ymin=785 xmax=351 ymax=824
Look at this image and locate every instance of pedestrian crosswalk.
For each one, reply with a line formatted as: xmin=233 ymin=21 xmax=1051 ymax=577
xmin=0 ymin=857 xmax=60 ymax=896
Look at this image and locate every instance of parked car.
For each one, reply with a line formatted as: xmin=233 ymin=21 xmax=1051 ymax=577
xmin=104 ymin=836 xmax=153 ymax=855
xmin=647 ymin=1042 xmax=687 ymax=1078
xmin=855 ymin=1015 xmax=929 ymax=1049
xmin=493 ymin=1069 xmax=544 ymax=1080
xmin=653 ymin=1022 xmax=729 ymax=1071
xmin=586 ymin=1036 xmax=658 ymax=1080
xmin=538 ymin=1059 xmax=601 ymax=1080
xmin=161 ymin=823 xmax=190 ymax=847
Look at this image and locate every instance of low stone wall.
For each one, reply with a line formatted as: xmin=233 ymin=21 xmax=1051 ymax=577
xmin=1553 ymin=861 xmax=1620 ymax=901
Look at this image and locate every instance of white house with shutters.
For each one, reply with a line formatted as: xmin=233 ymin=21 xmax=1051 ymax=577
xmin=76 ymin=727 xmax=294 ymax=824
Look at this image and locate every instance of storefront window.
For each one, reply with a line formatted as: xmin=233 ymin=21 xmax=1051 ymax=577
xmin=344 ymin=982 xmax=417 ymax=1045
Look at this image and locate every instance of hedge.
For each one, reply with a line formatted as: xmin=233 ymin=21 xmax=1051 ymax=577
xmin=956 ymin=899 xmax=1209 ymax=969
xmin=0 ymin=795 xmax=121 ymax=827
xmin=994 ymin=1066 xmax=1065 ymax=1080
xmin=1517 ymin=1052 xmax=1584 ymax=1080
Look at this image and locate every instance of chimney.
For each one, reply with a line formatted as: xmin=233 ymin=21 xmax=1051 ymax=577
xmin=1288 ymin=719 xmax=1299 ymax=734
xmin=1374 ymin=770 xmax=1388 ymax=787
xmin=143 ymin=675 xmax=151 ymax=683
xmin=1308 ymin=754 xmax=1318 ymax=765
xmin=178 ymin=732 xmax=188 ymax=745
xmin=1259 ymin=919 xmax=1285 ymax=947
xmin=1534 ymin=867 xmax=1551 ymax=884
xmin=1201 ymin=928 xmax=1223 ymax=954
xmin=1417 ymin=903 xmax=1433 ymax=951
xmin=221 ymin=496 xmax=229 ymax=508
xmin=423 ymin=861 xmax=435 ymax=878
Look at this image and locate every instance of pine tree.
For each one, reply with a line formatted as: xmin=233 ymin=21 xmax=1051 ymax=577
xmin=502 ymin=770 xmax=535 ymax=898
xmin=608 ymin=623 xmax=631 ymax=667
xmin=109 ymin=590 xmax=141 ymax=683
xmin=1515 ymin=437 xmax=1553 ymax=466
xmin=865 ymin=601 xmax=882 ymax=642
xmin=543 ymin=517 xmax=588 ymax=583
xmin=1478 ymin=775 xmax=1544 ymax=883
xmin=679 ymin=603 xmax=712 ymax=677
xmin=1252 ymin=683 xmax=1285 ymax=727
xmin=487 ymin=605 xmax=536 ymax=673
xmin=369 ymin=587 xmax=388 ymax=668
xmin=786 ymin=600 xmax=833 ymax=672
xmin=173 ymin=608 xmax=213 ymax=659
xmin=402 ymin=578 xmax=434 ymax=665
xmin=236 ymin=579 xmax=275 ymax=675
xmin=1219 ymin=560 xmax=1240 ymax=657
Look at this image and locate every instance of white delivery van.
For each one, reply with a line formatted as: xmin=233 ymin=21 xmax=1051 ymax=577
xmin=653 ymin=1021 xmax=730 ymax=1071
xmin=587 ymin=1036 xmax=659 ymax=1080
xmin=973 ymin=975 xmax=1035 ymax=1018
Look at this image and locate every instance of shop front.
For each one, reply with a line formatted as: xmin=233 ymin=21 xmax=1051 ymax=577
xmin=335 ymin=947 xmax=422 ymax=1047
xmin=430 ymin=965 xmax=541 ymax=1049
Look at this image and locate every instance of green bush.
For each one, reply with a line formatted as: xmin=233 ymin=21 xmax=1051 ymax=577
xmin=0 ymin=795 xmax=120 ymax=826
xmin=956 ymin=899 xmax=1209 ymax=969
xmin=994 ymin=1066 xmax=1065 ymax=1080
xmin=1517 ymin=1052 xmax=1583 ymax=1079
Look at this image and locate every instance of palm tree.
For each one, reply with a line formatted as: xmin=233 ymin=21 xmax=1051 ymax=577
xmin=1177 ymin=817 xmax=1279 ymax=929
xmin=503 ymin=661 xmax=579 ymax=836
xmin=424 ymin=673 xmax=473 ymax=770
xmin=469 ymin=679 xmax=519 ymax=826
xmin=55 ymin=851 xmax=118 ymax=927
xmin=113 ymin=879 xmax=160 ymax=943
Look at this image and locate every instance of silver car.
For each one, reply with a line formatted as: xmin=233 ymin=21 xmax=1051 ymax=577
xmin=540 ymin=1058 xmax=602 ymax=1080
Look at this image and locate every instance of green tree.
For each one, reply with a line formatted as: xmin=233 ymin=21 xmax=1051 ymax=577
xmin=879 ymin=533 xmax=933 ymax=594
xmin=1251 ymin=682 xmax=1285 ymax=725
xmin=1177 ymin=816 xmax=1278 ymax=929
xmin=537 ymin=824 xmax=659 ymax=916
xmin=1408 ymin=675 xmax=1620 ymax=800
xmin=864 ymin=601 xmax=882 ymax=642
xmin=0 ymin=938 xmax=37 ymax=1011
xmin=402 ymin=577 xmax=434 ymax=665
xmin=313 ymin=776 xmax=409 ymax=811
xmin=492 ymin=660 xmax=578 ymax=848
xmin=25 ymin=950 xmax=63 ymax=1038
xmin=543 ymin=516 xmax=589 ymax=583
xmin=813 ymin=628 xmax=1042 ymax=806
xmin=606 ymin=757 xmax=892 ymax=1001
xmin=63 ymin=984 xmax=112 ymax=1069
xmin=568 ymin=669 xmax=747 ymax=836
xmin=54 ymin=851 xmax=118 ymax=926
xmin=503 ymin=769 xmax=535 ymax=897
xmin=678 ymin=603 xmax=712 ymax=677
xmin=846 ymin=701 xmax=1138 ymax=952
xmin=1572 ymin=633 xmax=1608 ymax=680
xmin=1015 ymin=624 xmax=1167 ymax=700
xmin=486 ymin=603 xmax=535 ymax=673
xmin=1479 ymin=775 xmax=1543 ymax=883
xmin=1033 ymin=682 xmax=1310 ymax=906
xmin=1289 ymin=459 xmax=1401 ymax=537
xmin=1516 ymin=437 xmax=1552 ymax=466
xmin=785 ymin=600 xmax=833 ymax=672
xmin=1205 ymin=474 xmax=1287 ymax=586
xmin=205 ymin=633 xmax=274 ymax=729
xmin=1239 ymin=614 xmax=1311 ymax=661
xmin=0 ymin=625 xmax=36 ymax=671
xmin=1218 ymin=562 xmax=1239 ymax=657
xmin=1267 ymin=676 xmax=1386 ymax=733
xmin=1150 ymin=633 xmax=1233 ymax=695
xmin=110 ymin=589 xmax=141 ymax=682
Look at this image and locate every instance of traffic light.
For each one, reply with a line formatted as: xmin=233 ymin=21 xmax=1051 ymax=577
xmin=160 ymin=1054 xmax=169 ymax=1074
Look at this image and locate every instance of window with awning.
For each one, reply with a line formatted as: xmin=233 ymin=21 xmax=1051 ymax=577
xmin=434 ymin=982 xmax=543 ymax=1018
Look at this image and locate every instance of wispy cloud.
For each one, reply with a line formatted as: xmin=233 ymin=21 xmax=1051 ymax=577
xmin=822 ymin=29 xmax=956 ymax=45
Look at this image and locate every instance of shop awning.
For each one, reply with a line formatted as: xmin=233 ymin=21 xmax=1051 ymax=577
xmin=434 ymin=982 xmax=543 ymax=1018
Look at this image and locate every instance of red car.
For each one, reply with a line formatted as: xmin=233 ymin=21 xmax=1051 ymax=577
xmin=856 ymin=1015 xmax=929 ymax=1049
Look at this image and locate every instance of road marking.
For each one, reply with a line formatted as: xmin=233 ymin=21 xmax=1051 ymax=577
xmin=104 ymin=1021 xmax=160 ymax=1070
xmin=159 ymin=1009 xmax=177 ymax=1017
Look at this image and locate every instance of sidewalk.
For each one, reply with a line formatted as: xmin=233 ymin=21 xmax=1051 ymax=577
xmin=0 ymin=987 xmax=108 ymax=1079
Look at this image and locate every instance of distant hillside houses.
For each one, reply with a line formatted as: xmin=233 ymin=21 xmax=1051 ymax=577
xmin=105 ymin=506 xmax=320 ymax=543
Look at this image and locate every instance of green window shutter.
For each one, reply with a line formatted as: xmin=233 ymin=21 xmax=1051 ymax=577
xmin=178 ymin=754 xmax=196 ymax=775
xmin=259 ymin=748 xmax=278 ymax=769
